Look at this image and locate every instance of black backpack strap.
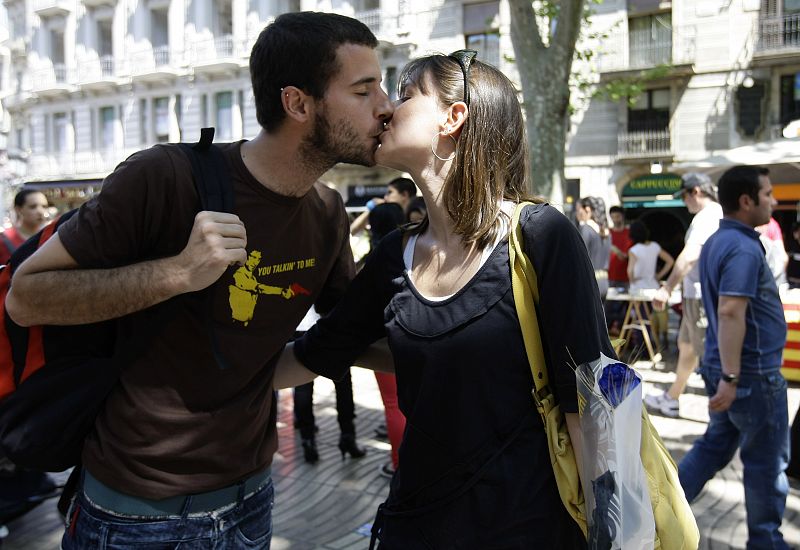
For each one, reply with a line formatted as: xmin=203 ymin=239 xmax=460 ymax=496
xmin=177 ymin=128 xmax=235 ymax=371
xmin=177 ymin=127 xmax=234 ymax=213
xmin=0 ymin=233 xmax=18 ymax=257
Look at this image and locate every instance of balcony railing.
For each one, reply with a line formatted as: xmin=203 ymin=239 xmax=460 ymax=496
xmin=130 ymin=45 xmax=180 ymax=75
xmin=188 ymin=35 xmax=245 ymax=64
xmin=354 ymin=6 xmax=457 ymax=40
xmin=28 ymin=149 xmax=128 ymax=178
xmin=617 ymin=129 xmax=672 ymax=158
xmin=355 ymin=8 xmax=383 ymax=35
xmin=598 ymin=25 xmax=696 ymax=72
xmin=756 ymin=14 xmax=800 ymax=53
xmin=30 ymin=64 xmax=75 ymax=91
xmin=78 ymin=55 xmax=117 ymax=82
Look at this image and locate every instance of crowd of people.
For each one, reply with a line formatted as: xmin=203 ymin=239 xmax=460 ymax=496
xmin=0 ymin=9 xmax=797 ymax=550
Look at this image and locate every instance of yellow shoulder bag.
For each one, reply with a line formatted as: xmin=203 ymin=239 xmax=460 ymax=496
xmin=508 ymin=202 xmax=700 ymax=550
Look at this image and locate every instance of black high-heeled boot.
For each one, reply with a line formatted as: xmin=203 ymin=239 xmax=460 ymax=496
xmin=301 ymin=438 xmax=319 ymax=464
xmin=338 ymin=433 xmax=366 ymax=461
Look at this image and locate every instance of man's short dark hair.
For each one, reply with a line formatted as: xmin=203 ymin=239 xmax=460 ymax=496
xmin=14 ymin=188 xmax=45 ymax=208
xmin=249 ymin=12 xmax=378 ymax=133
xmin=388 ymin=177 xmax=416 ymax=198
xmin=609 ymin=205 xmax=625 ymax=216
xmin=718 ymin=165 xmax=769 ymax=214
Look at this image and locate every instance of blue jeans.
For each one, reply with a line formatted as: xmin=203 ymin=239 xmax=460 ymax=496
xmin=678 ymin=366 xmax=789 ymax=550
xmin=61 ymin=476 xmax=274 ymax=549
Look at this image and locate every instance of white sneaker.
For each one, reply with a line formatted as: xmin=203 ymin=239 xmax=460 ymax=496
xmin=644 ymin=391 xmax=680 ymax=418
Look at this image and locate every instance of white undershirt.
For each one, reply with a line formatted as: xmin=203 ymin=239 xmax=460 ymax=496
xmin=403 ymin=201 xmax=515 ymax=301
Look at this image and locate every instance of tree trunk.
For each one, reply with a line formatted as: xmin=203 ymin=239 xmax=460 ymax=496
xmin=508 ymin=0 xmax=585 ymax=204
xmin=524 ymin=83 xmax=569 ymax=204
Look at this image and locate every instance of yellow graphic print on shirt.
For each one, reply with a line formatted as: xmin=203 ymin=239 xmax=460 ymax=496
xmin=228 ymin=250 xmax=311 ymax=326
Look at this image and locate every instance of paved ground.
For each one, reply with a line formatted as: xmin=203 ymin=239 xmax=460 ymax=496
xmin=3 ymin=346 xmax=800 ymax=549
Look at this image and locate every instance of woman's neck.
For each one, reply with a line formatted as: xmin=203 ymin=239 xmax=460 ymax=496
xmin=410 ymin=168 xmax=466 ymax=250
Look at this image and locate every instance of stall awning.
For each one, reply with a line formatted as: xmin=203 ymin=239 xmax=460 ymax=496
xmin=671 ymin=137 xmax=800 ymax=184
xmin=621 ymin=173 xmax=685 ymax=208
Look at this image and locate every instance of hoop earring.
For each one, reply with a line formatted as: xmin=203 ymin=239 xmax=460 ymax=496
xmin=430 ymin=133 xmax=457 ymax=162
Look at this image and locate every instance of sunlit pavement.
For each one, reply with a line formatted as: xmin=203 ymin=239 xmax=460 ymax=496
xmin=4 ymin=352 xmax=799 ymax=549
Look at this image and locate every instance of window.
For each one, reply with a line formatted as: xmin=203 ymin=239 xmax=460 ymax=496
xmin=100 ymin=106 xmax=115 ymax=149
xmin=11 ymin=13 xmax=24 ymax=41
xmin=154 ymin=97 xmax=170 ymax=143
xmin=628 ymin=13 xmax=672 ymax=67
xmin=361 ymin=0 xmax=379 ymax=10
xmin=53 ymin=113 xmax=68 ymax=153
xmin=201 ymin=93 xmax=209 ymax=128
xmin=385 ymin=66 xmax=397 ymax=101
xmin=213 ymin=0 xmax=233 ymax=35
xmin=51 ymin=29 xmax=65 ymax=65
xmin=466 ymin=33 xmax=500 ymax=68
xmin=787 ymin=0 xmax=800 ymax=13
xmin=238 ymin=90 xmax=244 ymax=134
xmin=628 ymin=88 xmax=670 ymax=132
xmin=140 ymin=98 xmax=148 ymax=144
xmin=215 ymin=92 xmax=233 ymax=140
xmin=175 ymin=94 xmax=182 ymax=141
xmin=780 ymin=73 xmax=800 ymax=126
xmin=151 ymin=9 xmax=168 ymax=48
xmin=286 ymin=0 xmax=301 ymax=12
xmin=463 ymin=2 xmax=500 ymax=67
xmin=98 ymin=20 xmax=112 ymax=57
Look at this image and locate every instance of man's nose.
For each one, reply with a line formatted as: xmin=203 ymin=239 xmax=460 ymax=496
xmin=376 ymin=88 xmax=394 ymax=121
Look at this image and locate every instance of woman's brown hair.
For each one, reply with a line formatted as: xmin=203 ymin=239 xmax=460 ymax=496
xmin=398 ymin=54 xmax=541 ymax=249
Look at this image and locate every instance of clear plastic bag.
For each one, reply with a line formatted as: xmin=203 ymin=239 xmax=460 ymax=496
xmin=576 ymin=352 xmax=656 ymax=550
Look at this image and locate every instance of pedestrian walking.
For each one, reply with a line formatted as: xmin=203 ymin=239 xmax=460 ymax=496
xmin=0 ymin=188 xmax=56 ymax=540
xmin=606 ymin=205 xmax=631 ymax=335
xmin=577 ymin=196 xmax=610 ymax=298
xmin=0 ymin=189 xmax=49 ymax=265
xmin=292 ymin=307 xmax=366 ymax=464
xmin=678 ymin=165 xmax=790 ymax=550
xmin=645 ymin=172 xmax=722 ymax=417
xmin=276 ymin=50 xmax=612 ymax=548
xmin=6 ymin=12 xmax=392 ymax=549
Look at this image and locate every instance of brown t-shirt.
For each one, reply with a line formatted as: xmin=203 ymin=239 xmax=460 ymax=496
xmin=58 ymin=142 xmax=354 ymax=499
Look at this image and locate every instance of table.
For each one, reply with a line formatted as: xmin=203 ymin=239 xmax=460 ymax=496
xmin=606 ymin=287 xmax=680 ymax=365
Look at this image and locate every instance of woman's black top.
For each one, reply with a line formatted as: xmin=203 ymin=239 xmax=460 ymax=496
xmin=295 ymin=204 xmax=613 ymax=549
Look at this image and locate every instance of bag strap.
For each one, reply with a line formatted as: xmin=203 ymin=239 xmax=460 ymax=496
xmin=508 ymin=202 xmax=552 ymax=418
xmin=176 ymin=128 xmax=235 ymax=371
xmin=177 ymin=127 xmax=234 ymax=213
xmin=0 ymin=233 xmax=17 ymax=257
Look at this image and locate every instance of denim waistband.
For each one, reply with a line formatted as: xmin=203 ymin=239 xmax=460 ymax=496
xmin=83 ymin=467 xmax=272 ymax=517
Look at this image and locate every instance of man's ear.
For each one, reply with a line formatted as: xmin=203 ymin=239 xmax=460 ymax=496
xmin=739 ymin=193 xmax=754 ymax=212
xmin=281 ymin=86 xmax=314 ymax=124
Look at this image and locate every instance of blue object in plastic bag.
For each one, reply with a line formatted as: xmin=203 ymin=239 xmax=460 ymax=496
xmin=598 ymin=362 xmax=641 ymax=408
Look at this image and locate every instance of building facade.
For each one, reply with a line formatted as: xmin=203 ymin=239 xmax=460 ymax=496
xmin=0 ymin=0 xmax=797 ymax=226
xmin=567 ymin=0 xmax=800 ymax=244
xmin=0 ymin=0 xmax=514 ymax=215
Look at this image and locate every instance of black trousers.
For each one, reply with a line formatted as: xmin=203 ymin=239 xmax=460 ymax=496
xmin=293 ymin=369 xmax=356 ymax=440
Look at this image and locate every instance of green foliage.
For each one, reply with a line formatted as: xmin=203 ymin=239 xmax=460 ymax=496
xmin=593 ymin=64 xmax=673 ymax=105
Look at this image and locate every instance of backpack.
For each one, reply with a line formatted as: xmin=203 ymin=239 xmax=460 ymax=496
xmin=508 ymin=202 xmax=700 ymax=549
xmin=0 ymin=127 xmax=234 ymax=473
